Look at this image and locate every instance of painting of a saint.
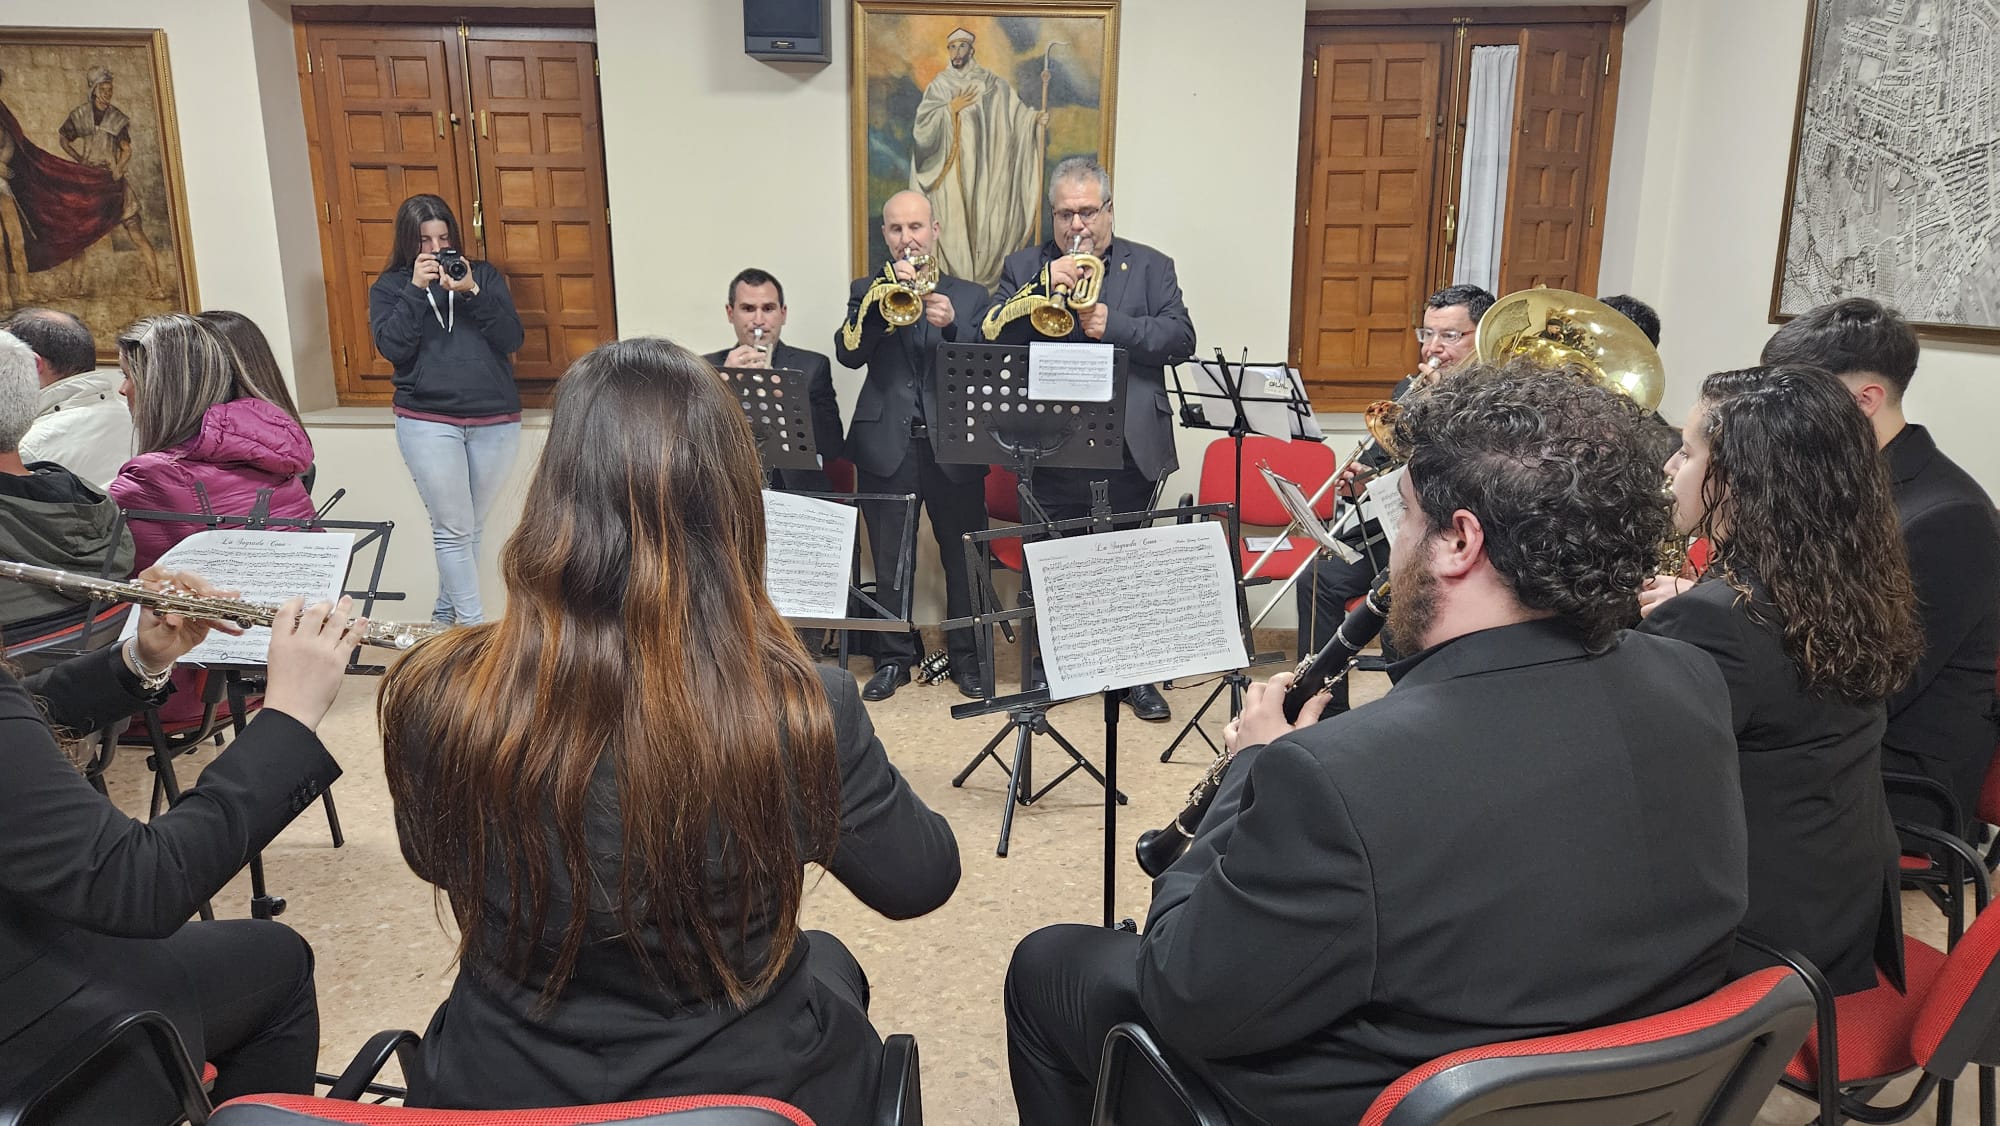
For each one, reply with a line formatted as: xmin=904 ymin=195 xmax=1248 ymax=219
xmin=852 ymin=2 xmax=1118 ymax=290
xmin=0 ymin=30 xmax=197 ymax=347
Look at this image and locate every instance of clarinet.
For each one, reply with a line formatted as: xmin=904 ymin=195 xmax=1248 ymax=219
xmin=1135 ymin=578 xmax=1391 ymax=877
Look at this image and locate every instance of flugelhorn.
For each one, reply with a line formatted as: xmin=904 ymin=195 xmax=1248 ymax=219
xmin=0 ymin=560 xmax=447 ymax=651
xmin=880 ymin=246 xmax=940 ymax=328
xmin=1028 ymin=233 xmax=1104 ymax=336
xmin=751 ymin=325 xmax=771 ymax=365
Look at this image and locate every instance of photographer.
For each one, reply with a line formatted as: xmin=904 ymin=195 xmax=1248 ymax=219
xmin=369 ymin=194 xmax=524 ymax=626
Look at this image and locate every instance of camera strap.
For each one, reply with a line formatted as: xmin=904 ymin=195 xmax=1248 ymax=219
xmin=425 ymin=286 xmax=455 ymax=333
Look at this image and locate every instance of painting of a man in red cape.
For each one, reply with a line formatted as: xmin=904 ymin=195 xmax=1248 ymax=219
xmin=0 ymin=62 xmax=172 ymax=308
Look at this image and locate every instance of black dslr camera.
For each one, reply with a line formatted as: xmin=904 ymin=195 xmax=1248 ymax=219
xmin=434 ymin=248 xmax=470 ymax=282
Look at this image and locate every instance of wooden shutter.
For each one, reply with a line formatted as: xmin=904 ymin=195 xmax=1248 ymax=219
xmin=1292 ymin=39 xmax=1444 ymax=413
xmin=1496 ymin=26 xmax=1608 ymax=295
xmin=302 ymin=27 xmax=468 ymax=401
xmin=463 ymin=35 xmax=616 ymax=395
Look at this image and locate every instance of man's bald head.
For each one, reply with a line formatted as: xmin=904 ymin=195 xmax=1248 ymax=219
xmin=880 ymin=190 xmax=939 ymax=260
xmin=0 ymin=308 xmax=96 ymax=386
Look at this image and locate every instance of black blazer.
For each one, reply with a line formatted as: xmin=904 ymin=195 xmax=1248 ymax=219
xmin=702 ymin=341 xmax=846 ymax=480
xmin=400 ymin=665 xmax=960 ymax=1126
xmin=1136 ymin=621 xmax=1749 ymax=1126
xmin=1882 ymin=425 xmax=2000 ymax=826
xmin=833 ymin=272 xmax=990 ymax=484
xmin=1640 ymin=577 xmax=1903 ymax=995
xmin=0 ymin=647 xmax=339 ymax=1077
xmin=982 ymin=237 xmax=1196 ymax=482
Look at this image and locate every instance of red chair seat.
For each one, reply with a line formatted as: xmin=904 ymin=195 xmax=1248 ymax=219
xmin=1901 ymin=853 xmax=1933 ymax=871
xmin=203 ymin=1061 xmax=218 ymax=1087
xmin=211 ymin=1093 xmax=817 ymax=1124
xmin=1238 ymin=540 xmax=1316 ymax=582
xmin=1785 ymin=934 xmax=1947 ymax=1085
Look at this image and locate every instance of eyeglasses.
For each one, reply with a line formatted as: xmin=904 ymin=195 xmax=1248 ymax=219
xmin=1053 ymin=202 xmax=1110 ymax=225
xmin=1414 ymin=328 xmax=1468 ymax=344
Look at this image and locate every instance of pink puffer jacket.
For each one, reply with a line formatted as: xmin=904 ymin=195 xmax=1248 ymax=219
xmin=109 ymin=398 xmax=315 ymax=729
xmin=110 ymin=398 xmax=316 ymax=570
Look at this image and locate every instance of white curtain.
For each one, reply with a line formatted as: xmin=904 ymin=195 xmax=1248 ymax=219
xmin=1451 ymin=45 xmax=1520 ymax=294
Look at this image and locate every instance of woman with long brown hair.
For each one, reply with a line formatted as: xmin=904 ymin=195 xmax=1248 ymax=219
xmin=1640 ymin=364 xmax=1921 ymax=995
xmin=378 ymin=337 xmax=959 ymax=1122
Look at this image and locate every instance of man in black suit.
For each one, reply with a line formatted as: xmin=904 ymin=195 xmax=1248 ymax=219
xmin=982 ymin=156 xmax=1196 ymax=721
xmin=1294 ymin=284 xmax=1494 ymax=692
xmin=1003 ymin=365 xmax=1750 ymax=1126
xmin=1763 ymin=298 xmax=2000 ymax=839
xmin=836 ymin=189 xmax=990 ymax=701
xmin=704 ymin=268 xmax=844 ymax=494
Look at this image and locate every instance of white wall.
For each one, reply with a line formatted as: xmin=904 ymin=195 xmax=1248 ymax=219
xmin=1601 ymin=0 xmax=2000 ymax=467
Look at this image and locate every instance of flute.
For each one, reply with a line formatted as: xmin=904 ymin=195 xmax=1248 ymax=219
xmin=0 ymin=560 xmax=446 ymax=651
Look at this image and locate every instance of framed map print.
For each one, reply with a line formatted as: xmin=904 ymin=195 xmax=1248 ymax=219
xmin=1770 ymin=0 xmax=2000 ymax=341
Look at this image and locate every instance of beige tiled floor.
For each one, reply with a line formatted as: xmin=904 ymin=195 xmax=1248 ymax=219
xmin=102 ymin=646 xmax=1977 ymax=1125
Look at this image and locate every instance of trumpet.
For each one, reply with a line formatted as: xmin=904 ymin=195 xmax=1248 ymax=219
xmin=1028 ymin=234 xmax=1104 ymax=337
xmin=750 ymin=325 xmax=772 ymax=365
xmin=0 ymin=560 xmax=448 ymax=651
xmin=879 ymin=247 xmax=940 ymax=328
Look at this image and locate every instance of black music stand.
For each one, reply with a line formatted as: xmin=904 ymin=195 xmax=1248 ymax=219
xmin=1158 ymin=351 xmax=1321 ymax=762
xmin=717 ymin=364 xmax=824 ymax=474
xmin=930 ymin=340 xmax=1133 ymax=860
xmin=118 ymin=494 xmax=407 ymax=920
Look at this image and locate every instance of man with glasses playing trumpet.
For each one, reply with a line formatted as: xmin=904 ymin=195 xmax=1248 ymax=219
xmin=982 ymin=156 xmax=1196 ymax=721
xmin=836 ymin=189 xmax=992 ymax=701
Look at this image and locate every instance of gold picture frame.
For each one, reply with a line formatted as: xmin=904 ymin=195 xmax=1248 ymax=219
xmin=0 ymin=27 xmax=200 ymax=356
xmin=848 ymin=0 xmax=1119 ymax=292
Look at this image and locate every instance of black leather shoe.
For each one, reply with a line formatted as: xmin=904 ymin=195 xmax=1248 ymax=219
xmin=862 ymin=663 xmax=910 ymax=701
xmin=1126 ymin=683 xmax=1171 ymax=721
xmin=952 ymin=666 xmax=986 ymax=700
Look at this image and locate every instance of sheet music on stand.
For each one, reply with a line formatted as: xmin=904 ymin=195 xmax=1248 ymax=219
xmin=121 ymin=529 xmax=356 ymax=664
xmin=1260 ymin=464 xmax=1361 ymax=565
xmin=1184 ymin=359 xmax=1322 ymax=440
xmin=761 ymin=489 xmax=858 ymax=619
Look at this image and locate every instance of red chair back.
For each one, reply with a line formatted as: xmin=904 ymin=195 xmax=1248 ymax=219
xmin=824 ymin=458 xmax=856 ymax=496
xmin=210 ymin=1094 xmax=816 ymax=1125
xmin=1195 ymin=436 xmax=1335 ymax=528
xmin=1359 ymin=967 xmax=1815 ymax=1126
xmin=984 ymin=467 xmax=1026 ymax=572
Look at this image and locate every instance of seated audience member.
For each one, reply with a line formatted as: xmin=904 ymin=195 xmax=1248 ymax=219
xmin=1005 ymin=364 xmax=1749 ymax=1125
xmin=1640 ymin=365 xmax=1917 ymax=994
xmin=378 ymin=338 xmax=959 ymax=1125
xmin=198 ymin=309 xmax=316 ymax=494
xmin=0 ymin=332 xmax=133 ymax=641
xmin=0 ymin=574 xmax=364 ymax=1123
xmin=109 ymin=313 xmax=316 ymax=727
xmin=3 ymin=307 xmax=134 ymax=489
xmin=1761 ymin=299 xmax=1999 ymax=840
xmin=703 ymin=267 xmax=843 ymax=493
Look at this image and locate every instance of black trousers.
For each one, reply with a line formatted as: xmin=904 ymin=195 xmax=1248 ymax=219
xmin=1004 ymin=923 xmax=1150 ymax=1126
xmin=19 ymin=920 xmax=318 ymax=1123
xmin=1293 ymin=542 xmax=1388 ymax=712
xmin=857 ymin=436 xmax=987 ymax=667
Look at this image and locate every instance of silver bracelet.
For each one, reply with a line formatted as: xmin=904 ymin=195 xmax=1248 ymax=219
xmin=123 ymin=637 xmax=173 ymax=692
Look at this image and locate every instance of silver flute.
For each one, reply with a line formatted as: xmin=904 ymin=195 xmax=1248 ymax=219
xmin=0 ymin=560 xmax=447 ymax=651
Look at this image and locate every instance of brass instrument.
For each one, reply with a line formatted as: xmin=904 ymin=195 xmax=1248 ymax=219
xmin=750 ymin=325 xmax=771 ymax=365
xmin=879 ymin=247 xmax=940 ymax=328
xmin=1027 ymin=234 xmax=1105 ymax=337
xmin=1473 ymin=287 xmax=1666 ymax=412
xmin=0 ymin=560 xmax=447 ymax=651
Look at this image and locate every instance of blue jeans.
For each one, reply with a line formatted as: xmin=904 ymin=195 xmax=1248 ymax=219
xmin=395 ymin=417 xmax=521 ymax=624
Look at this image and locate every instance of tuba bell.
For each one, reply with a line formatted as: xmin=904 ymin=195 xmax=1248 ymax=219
xmin=1473 ymin=287 xmax=1666 ymax=412
xmin=880 ymin=248 xmax=941 ymax=328
xmin=1028 ymin=234 xmax=1105 ymax=337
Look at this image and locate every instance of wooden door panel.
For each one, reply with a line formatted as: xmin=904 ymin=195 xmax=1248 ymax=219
xmin=1297 ymin=39 xmax=1442 ymax=412
xmin=309 ymin=30 xmax=463 ymax=401
xmin=1499 ymin=27 xmax=1604 ymax=295
xmin=465 ymin=37 xmax=615 ymax=394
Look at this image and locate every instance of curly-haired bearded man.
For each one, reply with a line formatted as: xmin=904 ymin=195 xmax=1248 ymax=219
xmin=1001 ymin=361 xmax=1752 ymax=1126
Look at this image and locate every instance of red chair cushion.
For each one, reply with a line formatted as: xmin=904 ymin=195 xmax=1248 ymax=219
xmin=1196 ymin=435 xmax=1336 ymax=527
xmin=212 ymin=1093 xmax=816 ymax=1125
xmin=1912 ymin=893 xmax=2000 ymax=1067
xmin=1360 ymin=967 xmax=1799 ymax=1126
xmin=203 ymin=1062 xmax=218 ymax=1088
xmin=1238 ymin=540 xmax=1316 ymax=582
xmin=1785 ymin=935 xmax=1947 ymax=1084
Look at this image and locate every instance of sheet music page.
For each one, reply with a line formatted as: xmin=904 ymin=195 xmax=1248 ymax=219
xmin=1244 ymin=536 xmax=1294 ymax=552
xmin=1024 ymin=521 xmax=1248 ymax=700
xmin=1193 ymin=362 xmax=1323 ymax=440
xmin=1365 ymin=466 xmax=1410 ymax=551
xmin=1263 ymin=466 xmax=1360 ymax=566
xmin=762 ymin=489 xmax=857 ymax=619
xmin=121 ymin=530 xmax=355 ymax=664
xmin=1028 ymin=342 xmax=1115 ymax=401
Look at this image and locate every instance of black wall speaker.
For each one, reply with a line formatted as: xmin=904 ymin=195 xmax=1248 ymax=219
xmin=745 ymin=0 xmax=831 ymax=63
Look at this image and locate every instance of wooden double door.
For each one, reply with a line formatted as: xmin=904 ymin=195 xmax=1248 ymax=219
xmin=1290 ymin=10 xmax=1624 ymax=411
xmin=297 ymin=15 xmax=615 ymax=406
